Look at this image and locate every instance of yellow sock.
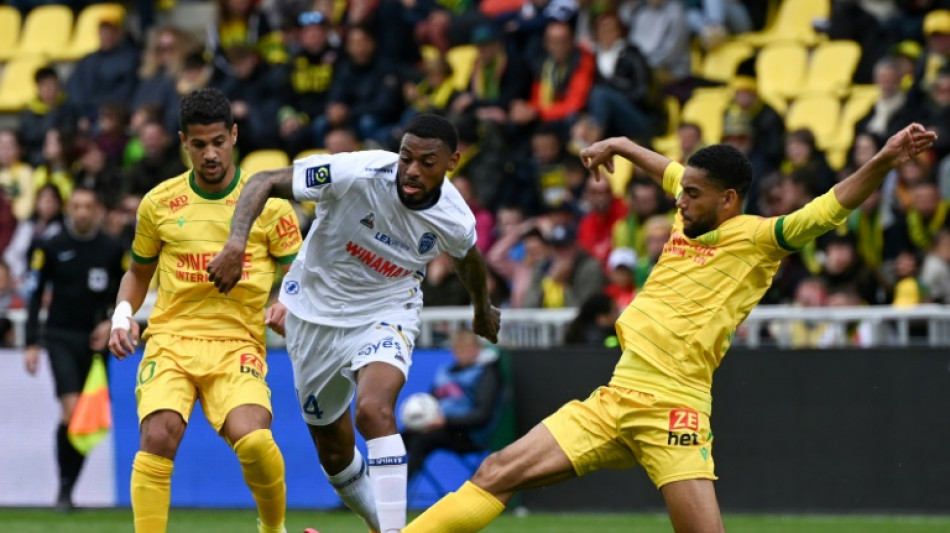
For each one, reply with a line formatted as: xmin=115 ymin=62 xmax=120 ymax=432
xmin=131 ymin=451 xmax=174 ymax=533
xmin=233 ymin=429 xmax=286 ymax=531
xmin=403 ymin=481 xmax=505 ymax=533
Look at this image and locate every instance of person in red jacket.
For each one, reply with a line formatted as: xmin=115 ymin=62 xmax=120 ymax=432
xmin=577 ymin=175 xmax=627 ymax=268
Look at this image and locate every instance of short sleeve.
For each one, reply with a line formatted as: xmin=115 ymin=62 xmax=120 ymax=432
xmin=662 ymin=162 xmax=685 ymax=198
xmin=261 ymin=199 xmax=302 ymax=263
xmin=291 ymin=151 xmax=395 ymax=202
xmin=445 ymin=223 xmax=477 ymax=259
xmin=131 ymin=195 xmax=161 ymax=263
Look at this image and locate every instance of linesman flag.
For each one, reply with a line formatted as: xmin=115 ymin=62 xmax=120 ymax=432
xmin=68 ymin=354 xmax=112 ymax=454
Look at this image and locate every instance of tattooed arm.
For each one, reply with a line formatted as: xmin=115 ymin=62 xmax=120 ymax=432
xmin=451 ymin=245 xmax=501 ymax=344
xmin=207 ymin=167 xmax=294 ymax=294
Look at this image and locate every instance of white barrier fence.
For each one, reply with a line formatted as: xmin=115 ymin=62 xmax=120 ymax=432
xmin=6 ymin=300 xmax=950 ymax=348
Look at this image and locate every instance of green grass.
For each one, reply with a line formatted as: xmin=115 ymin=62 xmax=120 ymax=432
xmin=3 ymin=508 xmax=950 ymax=533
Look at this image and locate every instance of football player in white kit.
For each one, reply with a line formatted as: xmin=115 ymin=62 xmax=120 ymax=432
xmin=207 ymin=114 xmax=501 ymax=533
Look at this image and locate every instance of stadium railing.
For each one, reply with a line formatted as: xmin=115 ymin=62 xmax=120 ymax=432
xmin=5 ymin=299 xmax=950 ymax=348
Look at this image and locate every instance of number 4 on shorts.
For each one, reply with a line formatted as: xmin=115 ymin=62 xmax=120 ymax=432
xmin=303 ymin=395 xmax=323 ymax=419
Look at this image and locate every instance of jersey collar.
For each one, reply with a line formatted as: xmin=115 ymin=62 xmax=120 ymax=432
xmin=189 ymin=167 xmax=242 ymax=200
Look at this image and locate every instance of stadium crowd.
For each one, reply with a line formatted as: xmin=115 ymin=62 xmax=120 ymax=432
xmin=3 ymin=0 xmax=950 ymax=349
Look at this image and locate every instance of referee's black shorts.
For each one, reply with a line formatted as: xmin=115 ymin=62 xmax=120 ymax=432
xmin=44 ymin=328 xmax=98 ymax=397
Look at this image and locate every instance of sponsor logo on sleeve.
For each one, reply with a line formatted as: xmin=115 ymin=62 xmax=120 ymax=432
xmin=305 ymin=164 xmax=332 ymax=187
xmin=418 ymin=232 xmax=437 ymax=254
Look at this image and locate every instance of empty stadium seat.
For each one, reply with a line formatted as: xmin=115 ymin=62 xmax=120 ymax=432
xmin=0 ymin=7 xmax=22 ymax=62
xmin=13 ymin=5 xmax=73 ymax=59
xmin=740 ymin=0 xmax=830 ymax=47
xmin=240 ymin=149 xmax=290 ymax=175
xmin=800 ymin=40 xmax=861 ymax=97
xmin=604 ymin=155 xmax=634 ymax=197
xmin=785 ymin=95 xmax=841 ymax=149
xmin=50 ymin=3 xmax=126 ymax=62
xmin=446 ymin=45 xmax=477 ymax=91
xmin=756 ymin=42 xmax=808 ymax=111
xmin=0 ymin=58 xmax=43 ymax=112
xmin=824 ymin=86 xmax=881 ymax=153
xmin=682 ymin=95 xmax=728 ymax=145
xmin=701 ymin=41 xmax=754 ymax=83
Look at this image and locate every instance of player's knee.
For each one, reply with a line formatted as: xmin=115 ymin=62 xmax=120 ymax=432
xmin=140 ymin=412 xmax=185 ymax=459
xmin=354 ymin=395 xmax=396 ymax=437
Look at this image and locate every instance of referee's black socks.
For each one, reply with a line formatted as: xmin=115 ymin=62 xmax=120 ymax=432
xmin=56 ymin=423 xmax=85 ymax=508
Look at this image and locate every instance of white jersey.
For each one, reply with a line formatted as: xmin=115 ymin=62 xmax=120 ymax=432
xmin=280 ymin=150 xmax=477 ymax=326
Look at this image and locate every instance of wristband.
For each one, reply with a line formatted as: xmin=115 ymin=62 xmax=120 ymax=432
xmin=111 ymin=301 xmax=133 ymax=332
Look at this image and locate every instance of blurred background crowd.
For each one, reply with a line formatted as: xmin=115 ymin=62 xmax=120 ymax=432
xmin=2 ymin=0 xmax=950 ymax=348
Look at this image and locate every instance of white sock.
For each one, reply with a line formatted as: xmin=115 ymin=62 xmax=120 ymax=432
xmin=366 ymin=434 xmax=407 ymax=533
xmin=323 ymin=448 xmax=380 ymax=532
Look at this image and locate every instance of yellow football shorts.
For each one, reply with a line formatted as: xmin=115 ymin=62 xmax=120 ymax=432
xmin=135 ymin=334 xmax=272 ymax=432
xmin=542 ymin=385 xmax=716 ymax=489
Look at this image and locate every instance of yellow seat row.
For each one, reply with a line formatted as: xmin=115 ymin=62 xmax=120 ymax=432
xmin=0 ymin=3 xmax=125 ymax=63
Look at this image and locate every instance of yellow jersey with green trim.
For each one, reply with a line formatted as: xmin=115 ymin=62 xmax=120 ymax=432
xmin=131 ymin=169 xmax=302 ymax=344
xmin=610 ymin=162 xmax=852 ymax=414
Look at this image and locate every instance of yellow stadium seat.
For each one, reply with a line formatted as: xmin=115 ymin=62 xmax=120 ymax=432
xmin=14 ymin=5 xmax=73 ymax=59
xmin=605 ymin=155 xmax=634 ymax=197
xmin=50 ymin=3 xmax=125 ymax=62
xmin=0 ymin=7 xmax=22 ymax=62
xmin=740 ymin=0 xmax=830 ymax=47
xmin=682 ymin=95 xmax=728 ymax=145
xmin=756 ymin=42 xmax=808 ymax=110
xmin=240 ymin=149 xmax=290 ymax=175
xmin=296 ymin=148 xmax=328 ymax=160
xmin=800 ymin=40 xmax=861 ymax=97
xmin=785 ymin=95 xmax=841 ymax=149
xmin=701 ymin=41 xmax=754 ymax=82
xmin=0 ymin=58 xmax=43 ymax=112
xmin=825 ymin=87 xmax=881 ymax=151
xmin=446 ymin=45 xmax=477 ymax=91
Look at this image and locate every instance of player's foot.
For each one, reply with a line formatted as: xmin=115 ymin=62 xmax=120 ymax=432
xmin=257 ymin=518 xmax=287 ymax=533
xmin=54 ymin=490 xmax=74 ymax=513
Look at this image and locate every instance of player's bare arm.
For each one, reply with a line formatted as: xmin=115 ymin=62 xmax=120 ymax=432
xmin=109 ymin=260 xmax=158 ymax=359
xmin=264 ymin=263 xmax=292 ymax=336
xmin=451 ymin=245 xmax=501 ymax=344
xmin=580 ymin=137 xmax=672 ymax=183
xmin=207 ymin=167 xmax=295 ymax=294
xmin=834 ymin=123 xmax=937 ymax=209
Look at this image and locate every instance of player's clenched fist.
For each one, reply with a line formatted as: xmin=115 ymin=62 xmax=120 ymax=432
xmin=207 ymin=239 xmax=246 ymax=294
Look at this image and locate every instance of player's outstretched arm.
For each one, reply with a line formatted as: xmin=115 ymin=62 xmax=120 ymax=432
xmin=834 ymin=123 xmax=937 ymax=209
xmin=451 ymin=246 xmax=501 ymax=344
xmin=579 ymin=137 xmax=671 ymax=185
xmin=208 ymin=167 xmax=294 ymax=294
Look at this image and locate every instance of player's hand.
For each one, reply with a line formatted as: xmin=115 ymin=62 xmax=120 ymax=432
xmin=425 ymin=414 xmax=447 ymax=431
xmin=109 ymin=319 xmax=140 ymax=360
xmin=207 ymin=239 xmax=246 ymax=295
xmin=879 ymin=123 xmax=938 ymax=167
xmin=24 ymin=345 xmax=40 ymax=375
xmin=473 ymin=304 xmax=501 ymax=344
xmin=579 ymin=138 xmax=622 ymax=181
xmin=89 ymin=320 xmax=111 ymax=351
xmin=266 ymin=302 xmax=288 ymax=337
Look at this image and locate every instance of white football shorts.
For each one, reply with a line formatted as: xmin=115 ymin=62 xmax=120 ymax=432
xmin=285 ymin=310 xmax=418 ymax=425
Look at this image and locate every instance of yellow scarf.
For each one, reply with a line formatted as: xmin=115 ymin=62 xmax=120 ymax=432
xmin=472 ymin=53 xmax=506 ymax=101
xmin=906 ymin=201 xmax=950 ymax=250
xmin=541 ymin=277 xmax=566 ymax=308
xmin=845 ymin=209 xmax=883 ymax=268
xmin=539 ymin=58 xmax=567 ymax=106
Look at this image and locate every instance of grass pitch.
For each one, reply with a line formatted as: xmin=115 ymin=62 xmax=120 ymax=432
xmin=2 ymin=508 xmax=950 ymax=533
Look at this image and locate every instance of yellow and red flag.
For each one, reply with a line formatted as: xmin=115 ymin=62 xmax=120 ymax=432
xmin=67 ymin=354 xmax=112 ymax=454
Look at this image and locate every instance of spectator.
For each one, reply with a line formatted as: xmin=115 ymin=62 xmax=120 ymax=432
xmin=891 ymin=249 xmax=927 ymax=306
xmin=486 ymin=209 xmax=541 ymax=308
xmin=211 ymin=45 xmax=282 ymax=153
xmin=124 ymin=121 xmax=188 ymax=197
xmin=315 ymin=24 xmax=404 ymax=147
xmin=446 ymin=115 xmax=509 ymax=211
xmin=72 ymin=141 xmax=124 ymax=210
xmin=32 ymin=128 xmax=75 ymax=203
xmin=511 ymin=20 xmax=594 ymax=131
xmin=422 ymin=253 xmax=474 ymax=306
xmin=514 ymin=124 xmax=574 ymax=214
xmin=612 ymin=176 xmax=668 ymax=258
xmin=577 ymin=175 xmax=627 ymax=268
xmin=587 ymin=12 xmax=660 ymax=142
xmin=0 ymin=260 xmax=23 ymax=346
xmin=276 ymin=9 xmax=340 ymax=156
xmin=18 ymin=67 xmax=79 ymax=167
xmin=903 ymin=180 xmax=950 ymax=251
xmin=402 ymin=328 xmax=504 ymax=481
xmin=676 ymin=122 xmax=705 ymax=164
xmin=451 ymin=23 xmax=529 ymax=126
xmin=0 ymin=130 xmax=34 ymax=221
xmin=323 ymin=126 xmax=361 ymax=153
xmin=604 ymin=247 xmax=636 ymax=310
xmin=3 ymin=185 xmax=64 ymax=287
xmin=855 ymin=56 xmax=910 ymax=138
xmin=623 ymin=0 xmax=691 ymax=95
xmin=921 ymin=227 xmax=950 ymax=303
xmin=721 ymin=112 xmax=777 ymax=215
xmin=65 ymin=11 xmax=139 ymax=127
xmin=402 ymin=55 xmax=460 ymax=121
xmin=633 ymin=214 xmax=672 ymax=288
xmin=723 ymin=73 xmax=785 ymax=168
xmin=910 ymin=9 xmax=950 ymax=104
xmin=839 ymin=184 xmax=889 ymax=269
xmin=175 ymin=50 xmax=213 ymax=97
xmin=818 ymin=233 xmax=884 ymax=306
xmin=503 ymin=0 xmax=579 ymax=60
xmin=208 ymin=0 xmax=285 ymax=69
xmin=452 ymin=175 xmax=496 ymax=254
xmin=563 ymin=292 xmax=618 ymax=345
xmin=523 ymin=223 xmax=605 ymax=308
xmin=685 ymin=0 xmax=753 ymax=49
xmin=133 ymin=26 xmax=198 ymax=136
xmin=781 ymin=129 xmax=836 ymax=198
xmin=0 ymin=193 xmax=16 ymax=258
xmin=92 ymin=103 xmax=130 ymax=168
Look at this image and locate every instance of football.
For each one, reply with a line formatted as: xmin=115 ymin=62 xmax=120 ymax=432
xmin=399 ymin=392 xmax=442 ymax=431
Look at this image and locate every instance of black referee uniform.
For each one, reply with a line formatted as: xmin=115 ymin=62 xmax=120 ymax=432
xmin=25 ymin=224 xmax=125 ymax=508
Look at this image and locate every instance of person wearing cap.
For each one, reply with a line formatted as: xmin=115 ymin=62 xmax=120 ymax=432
xmin=522 ymin=222 xmax=605 ymax=308
xmin=275 ymin=10 xmax=340 ymax=156
xmin=604 ymin=246 xmax=636 ymax=309
xmin=915 ymin=9 xmax=950 ymax=97
xmin=65 ymin=9 xmax=140 ymax=126
xmin=722 ymin=62 xmax=785 ymax=169
xmin=577 ymin=173 xmax=628 ymax=268
xmin=720 ymin=111 xmax=776 ymax=215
